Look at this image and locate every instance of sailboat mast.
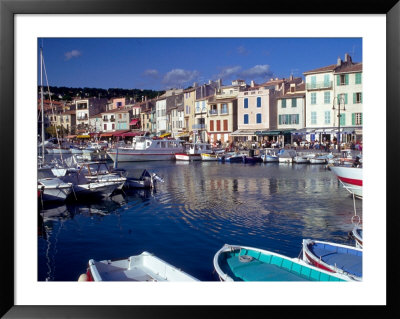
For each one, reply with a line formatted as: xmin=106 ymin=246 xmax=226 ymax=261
xmin=40 ymin=47 xmax=45 ymax=161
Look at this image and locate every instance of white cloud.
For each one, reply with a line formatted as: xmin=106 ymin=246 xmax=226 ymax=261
xmin=216 ymin=66 xmax=242 ymax=79
xmin=64 ymin=50 xmax=82 ymax=61
xmin=143 ymin=69 xmax=159 ymax=78
xmin=162 ymin=69 xmax=199 ymax=88
xmin=239 ymin=64 xmax=273 ymax=79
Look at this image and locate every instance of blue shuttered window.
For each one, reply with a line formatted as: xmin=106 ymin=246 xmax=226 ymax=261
xmin=244 ymin=114 xmax=249 ymax=124
xmin=244 ymin=98 xmax=248 ymax=108
xmin=257 ymin=97 xmax=261 ymax=107
xmin=256 ymin=113 xmax=262 ymax=123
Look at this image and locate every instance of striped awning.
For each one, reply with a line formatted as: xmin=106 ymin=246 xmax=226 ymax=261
xmin=76 ymin=135 xmax=90 ymax=138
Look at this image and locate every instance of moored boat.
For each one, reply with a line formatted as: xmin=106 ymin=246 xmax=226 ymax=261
xmin=175 ymin=142 xmax=213 ymax=161
xmin=293 ymin=155 xmax=308 ymax=164
xmin=38 ymin=168 xmax=73 ymax=202
xmin=124 ymin=169 xmax=164 ymax=189
xmin=278 ymin=149 xmax=296 ymax=163
xmin=213 ymin=244 xmax=349 ymax=281
xmin=107 ymin=137 xmax=185 ymax=162
xmin=329 ymin=165 xmax=362 ymax=198
xmin=261 ymin=148 xmax=279 ymax=162
xmin=302 ymin=239 xmax=362 ymax=281
xmin=79 ymin=251 xmax=199 ymax=281
xmin=201 ymin=153 xmax=218 ymax=161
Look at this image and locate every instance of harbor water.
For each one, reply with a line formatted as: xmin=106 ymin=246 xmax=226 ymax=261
xmin=38 ymin=158 xmax=362 ymax=281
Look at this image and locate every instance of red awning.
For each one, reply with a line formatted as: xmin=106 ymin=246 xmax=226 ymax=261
xmin=89 ymin=132 xmax=100 ymax=136
xmin=129 ymin=119 xmax=140 ymax=125
xmin=100 ymin=133 xmax=113 ymax=137
xmin=122 ymin=131 xmax=146 ymax=137
xmin=112 ymin=130 xmax=130 ymax=137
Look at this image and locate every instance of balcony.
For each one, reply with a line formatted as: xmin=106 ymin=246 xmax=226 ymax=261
xmin=110 ymin=118 xmax=115 ymax=122
xmin=209 ymin=110 xmax=218 ymax=116
xmin=192 ymin=124 xmax=206 ymax=130
xmin=77 ymin=116 xmax=88 ymax=121
xmin=103 ymin=118 xmax=108 ymax=122
xmin=306 ymin=81 xmax=333 ymax=90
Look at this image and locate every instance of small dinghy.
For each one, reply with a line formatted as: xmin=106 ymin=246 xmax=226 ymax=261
xmin=213 ymin=244 xmax=349 ymax=281
xmin=80 ymin=251 xmax=199 ymax=282
xmin=302 ymin=239 xmax=362 ymax=281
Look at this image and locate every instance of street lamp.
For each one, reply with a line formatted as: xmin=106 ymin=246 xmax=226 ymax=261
xmin=332 ymin=94 xmax=346 ymax=152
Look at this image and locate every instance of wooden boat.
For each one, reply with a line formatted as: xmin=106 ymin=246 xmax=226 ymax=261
xmin=79 ymin=251 xmax=199 ymax=282
xmin=261 ymin=148 xmax=279 ymax=162
xmin=302 ymin=239 xmax=362 ymax=281
xmin=201 ymin=153 xmax=218 ymax=161
xmin=175 ymin=142 xmax=213 ymax=161
xmin=213 ymin=244 xmax=349 ymax=281
xmin=224 ymin=154 xmax=245 ymax=163
xmin=351 ymin=226 xmax=363 ymax=248
xmin=329 ymin=165 xmax=362 ymax=198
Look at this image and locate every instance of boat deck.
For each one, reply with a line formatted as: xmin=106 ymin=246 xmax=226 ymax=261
xmin=221 ymin=250 xmax=345 ymax=281
xmin=309 ymin=243 xmax=362 ymax=278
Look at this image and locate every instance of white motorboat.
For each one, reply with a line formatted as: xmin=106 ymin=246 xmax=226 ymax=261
xmin=293 ymin=155 xmax=308 ymax=163
xmin=307 ymin=153 xmax=328 ymax=164
xmin=329 ymin=165 xmax=362 ymax=198
xmin=79 ymin=251 xmax=199 ymax=281
xmin=38 ymin=168 xmax=73 ymax=202
xmin=107 ymin=137 xmax=185 ymax=162
xmin=278 ymin=149 xmax=296 ymax=163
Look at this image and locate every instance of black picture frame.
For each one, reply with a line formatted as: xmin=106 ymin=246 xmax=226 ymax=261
xmin=1 ymin=0 xmax=398 ymax=317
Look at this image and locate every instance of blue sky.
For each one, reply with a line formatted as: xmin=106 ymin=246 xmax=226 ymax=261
xmin=38 ymin=38 xmax=362 ymax=91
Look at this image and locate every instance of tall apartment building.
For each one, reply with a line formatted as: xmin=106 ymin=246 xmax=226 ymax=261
xmin=303 ymin=53 xmax=362 ymax=144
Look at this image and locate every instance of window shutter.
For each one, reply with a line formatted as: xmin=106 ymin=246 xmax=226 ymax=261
xmin=344 ymin=93 xmax=348 ymax=104
xmin=360 ymin=93 xmax=362 ymax=103
xmin=296 ymin=114 xmax=299 ymax=124
xmin=279 ymin=115 xmax=281 ymax=125
xmin=360 ymin=113 xmax=363 ymax=125
xmin=244 ymin=98 xmax=248 ymax=108
xmin=337 ymin=75 xmax=340 ymax=86
xmin=353 ymin=93 xmax=356 ymax=104
xmin=340 ymin=113 xmax=345 ymax=126
xmin=345 ymin=74 xmax=349 ymax=85
xmin=257 ymin=97 xmax=261 ymax=107
xmin=352 ymin=113 xmax=355 ymax=125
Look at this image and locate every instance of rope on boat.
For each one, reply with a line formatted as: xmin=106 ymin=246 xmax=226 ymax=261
xmin=351 ymin=193 xmax=361 ymax=226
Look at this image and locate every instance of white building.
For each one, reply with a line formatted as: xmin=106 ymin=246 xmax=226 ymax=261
xmin=156 ymin=97 xmax=167 ymax=135
xmin=303 ymin=53 xmax=362 ymax=145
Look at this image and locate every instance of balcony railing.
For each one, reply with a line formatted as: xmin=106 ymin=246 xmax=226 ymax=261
xmin=306 ymin=81 xmax=333 ymax=90
xmin=103 ymin=118 xmax=108 ymax=121
xmin=209 ymin=110 xmax=218 ymax=115
xmin=192 ymin=124 xmax=206 ymax=130
xmin=110 ymin=118 xmax=115 ymax=122
xmin=77 ymin=116 xmax=88 ymax=120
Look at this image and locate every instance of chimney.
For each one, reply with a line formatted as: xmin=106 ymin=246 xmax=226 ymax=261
xmin=218 ymin=78 xmax=222 ymax=87
xmin=193 ymin=82 xmax=198 ymax=88
xmin=275 ymin=77 xmax=278 ymax=81
xmin=250 ymin=80 xmax=255 ymax=87
xmin=290 ymin=74 xmax=294 ymax=81
xmin=337 ymin=56 xmax=342 ymax=66
xmin=142 ymin=96 xmax=144 ymax=102
xmin=145 ymin=96 xmax=147 ymax=101
xmin=208 ymin=80 xmax=212 ymax=84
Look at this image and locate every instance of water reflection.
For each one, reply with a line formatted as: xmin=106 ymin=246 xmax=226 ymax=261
xmin=38 ymin=160 xmax=362 ymax=281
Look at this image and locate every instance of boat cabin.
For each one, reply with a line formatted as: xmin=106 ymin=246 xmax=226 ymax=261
xmin=184 ymin=143 xmax=213 ymax=154
xmin=134 ymin=137 xmax=184 ymax=150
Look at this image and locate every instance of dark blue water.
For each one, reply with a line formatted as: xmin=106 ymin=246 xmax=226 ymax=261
xmin=38 ymin=159 xmax=362 ymax=281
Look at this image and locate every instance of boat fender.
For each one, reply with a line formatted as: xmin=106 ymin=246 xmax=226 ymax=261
xmin=78 ymin=273 xmax=88 ymax=281
xmin=239 ymin=255 xmax=254 ymax=263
